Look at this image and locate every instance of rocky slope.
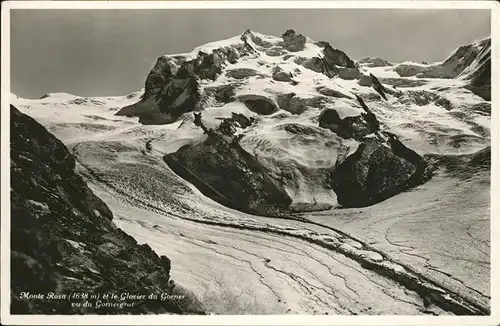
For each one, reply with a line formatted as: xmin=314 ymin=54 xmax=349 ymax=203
xmin=10 ymin=104 xmax=204 ymax=314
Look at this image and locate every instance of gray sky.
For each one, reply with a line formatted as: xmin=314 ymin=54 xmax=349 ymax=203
xmin=11 ymin=9 xmax=490 ymax=98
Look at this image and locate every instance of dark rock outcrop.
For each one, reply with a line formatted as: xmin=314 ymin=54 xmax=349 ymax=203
xmin=239 ymin=96 xmax=279 ymax=115
xmin=272 ymin=66 xmax=293 ymax=82
xmin=10 ymin=105 xmax=204 ymax=315
xmin=338 ymin=68 xmax=361 ymax=80
xmin=319 ymin=109 xmax=373 ymax=140
xmin=358 ymin=74 xmax=373 ymax=87
xmin=318 ymin=97 xmax=425 ymax=208
xmin=215 ymin=112 xmax=255 ymax=135
xmin=164 ymin=114 xmax=292 ymax=217
xmin=301 ymin=42 xmax=358 ymax=79
xmin=116 ymin=65 xmax=201 ymax=125
xmin=330 ymin=137 xmax=425 ymax=207
xmin=319 ymin=97 xmax=380 ymax=141
xmin=358 ymin=57 xmax=392 ymax=67
xmin=315 ymin=86 xmax=351 ymax=99
xmin=395 ymin=38 xmax=491 ymax=81
xmin=302 ymin=57 xmax=339 ymax=78
xmin=320 ymin=42 xmax=356 ymax=68
xmin=116 ymin=43 xmax=246 ymax=125
xmin=281 ymin=29 xmax=307 ymax=52
xmin=204 ymin=83 xmax=240 ymax=104
xmin=398 ymin=90 xmax=453 ymax=110
xmin=462 ymin=39 xmax=491 ymax=101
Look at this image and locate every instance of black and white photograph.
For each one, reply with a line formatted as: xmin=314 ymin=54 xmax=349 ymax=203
xmin=1 ymin=1 xmax=498 ymax=325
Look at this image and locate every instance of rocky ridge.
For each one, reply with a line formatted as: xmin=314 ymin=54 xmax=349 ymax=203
xmin=10 ymin=105 xmax=205 ymax=314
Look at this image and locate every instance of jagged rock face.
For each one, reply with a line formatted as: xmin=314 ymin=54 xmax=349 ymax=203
xmin=315 ymin=86 xmax=351 ymax=99
xmin=398 ymin=90 xmax=453 ymax=110
xmin=116 ymin=75 xmax=200 ymax=125
xmin=322 ymin=43 xmax=356 ymax=68
xmin=318 ymin=109 xmax=373 ymax=140
xmin=241 ymin=29 xmax=274 ymax=49
xmin=330 ymin=137 xmax=425 ymax=207
xmin=317 ymin=93 xmax=427 ymax=208
xmin=204 ymin=83 xmax=240 ymax=103
xmin=10 ymin=105 xmax=204 ymax=314
xmin=462 ymin=39 xmax=491 ymax=101
xmin=394 ymin=38 xmax=491 ymax=80
xmin=164 ymin=132 xmax=292 ymax=217
xmin=302 ymin=57 xmax=336 ymax=76
xmin=281 ymin=29 xmax=307 ymax=52
xmin=465 ymin=59 xmax=490 ymax=101
xmin=118 ymin=29 xmax=364 ymax=125
xmin=276 ymin=93 xmax=327 ymax=115
xmin=272 ymin=66 xmax=293 ymax=82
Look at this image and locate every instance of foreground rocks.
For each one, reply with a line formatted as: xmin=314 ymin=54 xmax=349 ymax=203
xmin=10 ymin=105 xmax=204 ymax=314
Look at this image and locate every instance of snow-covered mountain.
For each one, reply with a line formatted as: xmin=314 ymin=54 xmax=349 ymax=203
xmin=394 ymin=38 xmax=491 ymax=100
xmin=11 ymin=29 xmax=491 ymax=315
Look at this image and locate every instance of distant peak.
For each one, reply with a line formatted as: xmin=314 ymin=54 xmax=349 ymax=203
xmin=282 ymin=29 xmax=297 ymax=38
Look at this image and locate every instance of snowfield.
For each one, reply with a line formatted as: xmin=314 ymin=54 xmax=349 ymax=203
xmin=11 ymin=30 xmax=491 ymax=315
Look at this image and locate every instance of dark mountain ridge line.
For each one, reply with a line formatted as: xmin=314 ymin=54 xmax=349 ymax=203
xmin=10 ymin=105 xmax=205 ymax=315
xmin=71 ymin=142 xmax=489 ymax=316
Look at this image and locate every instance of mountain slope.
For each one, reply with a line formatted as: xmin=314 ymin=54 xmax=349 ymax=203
xmin=10 ymin=104 xmax=204 ymax=314
xmin=394 ymin=38 xmax=491 ymax=100
xmin=10 ymin=29 xmax=491 ymax=315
